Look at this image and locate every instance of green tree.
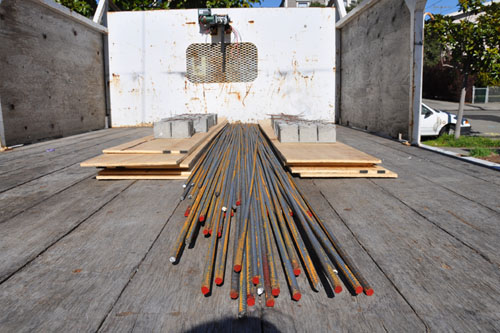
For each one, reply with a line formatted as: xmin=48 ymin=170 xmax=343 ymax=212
xmin=426 ymin=0 xmax=500 ymax=138
xmin=57 ymin=0 xmax=260 ymax=17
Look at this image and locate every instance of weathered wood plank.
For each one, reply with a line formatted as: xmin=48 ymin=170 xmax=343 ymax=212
xmin=0 ymin=178 xmax=133 ymax=283
xmin=0 ymin=128 xmax=148 ymax=193
xmin=0 ymin=129 xmax=151 ymax=223
xmin=0 ymin=181 xmax=182 ymax=332
xmin=314 ymin=178 xmax=500 ymax=332
xmin=261 ymin=178 xmax=426 ymax=332
xmin=98 ymin=201 xmax=262 ymax=332
xmin=336 ymin=127 xmax=500 ymax=212
xmin=337 ymin=126 xmax=500 ymax=185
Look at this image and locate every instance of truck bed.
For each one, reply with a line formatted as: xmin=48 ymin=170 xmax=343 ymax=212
xmin=1 ymin=126 xmax=499 ymax=332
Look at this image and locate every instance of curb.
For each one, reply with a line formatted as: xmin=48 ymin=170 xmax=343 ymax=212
xmin=419 ymin=144 xmax=500 ymax=171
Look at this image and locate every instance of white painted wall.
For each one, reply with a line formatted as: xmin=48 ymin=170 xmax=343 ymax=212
xmin=107 ymin=8 xmax=336 ymax=126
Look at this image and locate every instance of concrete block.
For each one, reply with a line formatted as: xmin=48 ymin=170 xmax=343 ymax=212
xmin=299 ymin=123 xmax=318 ymax=142
xmin=318 ymin=124 xmax=336 ymax=142
xmin=277 ymin=123 xmax=299 ymax=143
xmin=193 ymin=115 xmax=209 ymax=132
xmin=171 ymin=119 xmax=194 ymax=138
xmin=153 ymin=121 xmax=171 ymax=138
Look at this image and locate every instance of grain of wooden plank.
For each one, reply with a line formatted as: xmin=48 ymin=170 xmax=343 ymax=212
xmin=96 ymin=169 xmax=190 ymax=180
xmin=262 ymin=179 xmax=427 ymax=332
xmin=0 ymin=178 xmax=133 ymax=282
xmin=0 ymin=128 xmax=149 ymax=193
xmin=0 ymin=129 xmax=131 ymax=166
xmin=258 ymin=120 xmax=381 ymax=165
xmin=102 ymin=135 xmax=154 ymax=153
xmin=0 ymin=128 xmax=142 ymax=175
xmin=0 ymin=130 xmax=151 ymax=223
xmin=336 ymin=128 xmax=500 ymax=213
xmin=0 ymin=181 xmax=183 ymax=332
xmin=314 ymin=178 xmax=500 ymax=332
xmin=98 ymin=201 xmax=262 ymax=332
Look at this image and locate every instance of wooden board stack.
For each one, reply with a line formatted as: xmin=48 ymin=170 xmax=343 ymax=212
xmin=80 ymin=118 xmax=228 ymax=180
xmin=258 ymin=119 xmax=397 ymax=178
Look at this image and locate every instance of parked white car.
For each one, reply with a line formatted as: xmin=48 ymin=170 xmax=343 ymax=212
xmin=420 ymin=103 xmax=471 ymax=137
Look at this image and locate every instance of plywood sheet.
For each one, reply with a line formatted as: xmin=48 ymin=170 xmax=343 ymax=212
xmin=103 ymin=118 xmax=228 ymax=155
xmin=258 ymin=120 xmax=381 ymax=165
xmin=96 ymin=169 xmax=190 ymax=180
xmin=81 ymin=154 xmax=183 ymax=168
xmin=291 ymin=166 xmax=398 ymax=178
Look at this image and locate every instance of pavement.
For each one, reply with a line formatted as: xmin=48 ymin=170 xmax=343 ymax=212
xmin=423 ymin=98 xmax=500 ymax=137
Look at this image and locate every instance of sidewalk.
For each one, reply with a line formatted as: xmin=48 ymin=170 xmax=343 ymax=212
xmin=423 ymin=98 xmax=500 ymax=112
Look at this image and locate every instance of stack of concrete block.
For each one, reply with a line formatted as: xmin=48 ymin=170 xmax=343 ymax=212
xmin=273 ymin=119 xmax=336 ymax=143
xmin=154 ymin=113 xmax=217 ymax=139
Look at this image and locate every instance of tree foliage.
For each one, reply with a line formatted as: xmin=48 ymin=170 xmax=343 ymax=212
xmin=57 ymin=0 xmax=261 ymax=18
xmin=425 ymin=0 xmax=500 ymax=86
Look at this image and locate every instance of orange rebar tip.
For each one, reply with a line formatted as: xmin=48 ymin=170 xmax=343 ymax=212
xmin=272 ymin=288 xmax=280 ymax=297
xmin=234 ymin=264 xmax=242 ymax=272
xmin=252 ymin=276 xmax=259 ymax=285
xmin=365 ymin=288 xmax=374 ymax=296
xmin=201 ymin=286 xmax=210 ymax=295
xmin=293 ymin=268 xmax=301 ymax=276
xmin=230 ymin=290 xmax=238 ymax=299
xmin=199 ymin=215 xmax=205 ymax=222
xmin=266 ymin=298 xmax=275 ymax=307
xmin=215 ymin=277 xmax=223 ymax=285
xmin=247 ymin=296 xmax=255 ymax=306
xmin=334 ymin=285 xmax=343 ymax=294
xmin=184 ymin=206 xmax=191 ymax=217
xmin=292 ymin=292 xmax=302 ymax=301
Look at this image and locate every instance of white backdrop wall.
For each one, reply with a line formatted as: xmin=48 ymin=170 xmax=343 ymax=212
xmin=108 ymin=8 xmax=336 ymax=126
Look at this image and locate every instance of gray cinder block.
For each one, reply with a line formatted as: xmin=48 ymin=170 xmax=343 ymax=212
xmin=193 ymin=115 xmax=209 ymax=133
xmin=153 ymin=121 xmax=171 ymax=138
xmin=299 ymin=123 xmax=318 ymax=143
xmin=277 ymin=123 xmax=299 ymax=143
xmin=318 ymin=124 xmax=336 ymax=142
xmin=171 ymin=119 xmax=194 ymax=138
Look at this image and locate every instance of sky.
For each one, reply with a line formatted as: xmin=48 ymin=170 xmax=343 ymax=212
xmin=254 ymin=0 xmax=462 ymax=14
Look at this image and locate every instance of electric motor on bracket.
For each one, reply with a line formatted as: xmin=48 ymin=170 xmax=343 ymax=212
xmin=198 ymin=8 xmax=232 ymax=35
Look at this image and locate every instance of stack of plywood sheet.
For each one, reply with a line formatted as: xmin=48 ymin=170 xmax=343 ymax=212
xmin=81 ymin=118 xmax=228 ymax=180
xmin=258 ymin=119 xmax=397 ymax=178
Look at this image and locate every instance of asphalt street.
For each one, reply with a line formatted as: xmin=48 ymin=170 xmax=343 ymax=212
xmin=423 ymin=99 xmax=500 ymax=137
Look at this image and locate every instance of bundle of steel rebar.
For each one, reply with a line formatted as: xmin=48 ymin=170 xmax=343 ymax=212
xmin=170 ymin=123 xmax=373 ymax=317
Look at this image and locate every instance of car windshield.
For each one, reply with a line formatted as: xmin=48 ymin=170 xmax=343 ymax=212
xmin=421 ymin=105 xmax=432 ymax=115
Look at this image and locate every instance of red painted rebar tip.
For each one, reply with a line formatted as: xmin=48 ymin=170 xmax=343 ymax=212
xmin=236 ymin=200 xmax=241 ymax=206
xmin=199 ymin=215 xmax=205 ymax=222
xmin=223 ymin=212 xmax=226 ymax=218
xmin=307 ymin=211 xmax=313 ymax=217
xmin=247 ymin=296 xmax=255 ymax=306
xmin=201 ymin=286 xmax=210 ymax=295
xmin=355 ymin=286 xmax=363 ymax=295
xmin=215 ymin=277 xmax=223 ymax=285
xmin=293 ymin=268 xmax=301 ymax=276
xmin=184 ymin=206 xmax=191 ymax=217
xmin=208 ymin=229 xmax=212 ymax=236
xmin=252 ymin=276 xmax=259 ymax=285
xmin=334 ymin=285 xmax=343 ymax=294
xmin=266 ymin=299 xmax=275 ymax=307
xmin=231 ymin=211 xmax=234 ymax=217
xmin=289 ymin=211 xmax=293 ymax=216
xmin=234 ymin=264 xmax=242 ymax=272
xmin=272 ymin=288 xmax=280 ymax=297
xmin=292 ymin=292 xmax=302 ymax=301
xmin=230 ymin=290 xmax=238 ymax=299
xmin=217 ymin=231 xmax=222 ymax=238
xmin=365 ymin=288 xmax=374 ymax=296
xmin=203 ymin=229 xmax=209 ymax=236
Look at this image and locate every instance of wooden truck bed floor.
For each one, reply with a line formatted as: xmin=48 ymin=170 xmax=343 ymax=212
xmin=1 ymin=126 xmax=499 ymax=332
